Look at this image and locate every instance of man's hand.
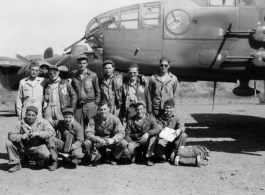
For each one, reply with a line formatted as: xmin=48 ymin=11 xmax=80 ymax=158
xmin=96 ymin=137 xmax=106 ymax=147
xmin=29 ymin=132 xmax=40 ymax=138
xmin=141 ymin=75 xmax=147 ymax=84
xmin=175 ymin=129 xmax=181 ymax=137
xmin=105 ymin=138 xmax=115 ymax=146
xmin=140 ymin=132 xmax=149 ymax=144
xmin=21 ymin=133 xmax=29 ymax=140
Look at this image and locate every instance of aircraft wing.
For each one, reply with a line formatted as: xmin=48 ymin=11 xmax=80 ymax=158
xmin=0 ymin=61 xmax=25 ymax=68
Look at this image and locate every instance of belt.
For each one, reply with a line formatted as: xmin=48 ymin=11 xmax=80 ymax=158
xmin=48 ymin=102 xmax=60 ymax=107
xmin=24 ymin=98 xmax=42 ymax=103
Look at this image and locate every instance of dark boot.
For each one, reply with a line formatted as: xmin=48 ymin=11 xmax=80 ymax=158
xmin=92 ymin=153 xmax=101 ymax=167
xmin=21 ymin=156 xmax=30 ymax=165
xmin=146 ymin=157 xmax=154 ymax=166
xmin=48 ymin=159 xmax=58 ymax=171
xmin=8 ymin=163 xmax=22 ymax=172
xmin=110 ymin=153 xmax=117 ymax=165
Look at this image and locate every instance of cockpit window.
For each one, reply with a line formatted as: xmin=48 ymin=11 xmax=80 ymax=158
xmin=120 ymin=5 xmax=139 ymax=29
xmin=142 ymin=1 xmax=161 ymax=27
xmin=210 ymin=0 xmax=235 ymax=6
xmin=238 ymin=0 xmax=256 ymax=6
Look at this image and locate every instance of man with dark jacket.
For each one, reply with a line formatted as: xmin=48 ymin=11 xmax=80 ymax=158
xmin=124 ymin=101 xmax=160 ymax=166
xmin=47 ymin=108 xmax=84 ymax=171
xmin=71 ymin=54 xmax=101 ymax=129
xmin=99 ymin=60 xmax=123 ymax=117
xmin=84 ymin=99 xmax=127 ymax=166
xmin=155 ymin=98 xmax=187 ymax=163
xmin=6 ymin=106 xmax=55 ymax=172
xmin=121 ymin=64 xmax=151 ymax=122
xmin=43 ymin=65 xmax=77 ymax=122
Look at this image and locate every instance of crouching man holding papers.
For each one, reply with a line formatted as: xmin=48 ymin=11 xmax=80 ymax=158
xmin=155 ymin=98 xmax=187 ymax=163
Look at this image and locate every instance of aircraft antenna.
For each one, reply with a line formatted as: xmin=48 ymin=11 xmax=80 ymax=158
xmin=212 ymin=81 xmax=217 ymax=111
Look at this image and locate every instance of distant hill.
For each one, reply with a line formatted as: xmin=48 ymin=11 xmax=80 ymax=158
xmin=0 ymin=56 xmax=19 ymax=61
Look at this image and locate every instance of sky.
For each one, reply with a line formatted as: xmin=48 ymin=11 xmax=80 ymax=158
xmin=0 ymin=0 xmax=152 ymax=58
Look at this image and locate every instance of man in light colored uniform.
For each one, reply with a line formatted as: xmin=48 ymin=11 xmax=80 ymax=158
xmin=16 ymin=62 xmax=46 ymax=120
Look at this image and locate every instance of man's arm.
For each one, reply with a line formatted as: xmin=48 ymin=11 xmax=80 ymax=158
xmin=124 ymin=120 xmax=133 ymax=142
xmin=93 ymin=74 xmax=101 ymax=105
xmin=112 ymin=117 xmax=125 ymax=142
xmin=172 ymin=76 xmax=179 ymax=99
xmin=145 ymin=83 xmax=152 ymax=113
xmin=16 ymin=81 xmax=23 ymax=120
xmin=8 ymin=123 xmax=23 ymax=143
xmin=174 ymin=115 xmax=185 ymax=133
xmin=38 ymin=119 xmax=56 ymax=139
xmin=67 ymin=83 xmax=78 ymax=109
xmin=85 ymin=118 xmax=98 ymax=142
xmin=71 ymin=122 xmax=84 ymax=150
xmin=146 ymin=115 xmax=161 ymax=136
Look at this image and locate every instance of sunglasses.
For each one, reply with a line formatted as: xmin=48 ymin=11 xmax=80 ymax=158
xmin=160 ymin=64 xmax=169 ymax=68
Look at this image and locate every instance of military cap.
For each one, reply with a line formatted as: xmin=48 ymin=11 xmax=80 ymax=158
xmin=39 ymin=61 xmax=51 ymax=68
xmin=58 ymin=66 xmax=68 ymax=72
xmin=30 ymin=61 xmax=40 ymax=68
xmin=77 ymin=54 xmax=87 ymax=61
xmin=135 ymin=101 xmax=146 ymax=108
xmin=26 ymin=105 xmax=38 ymax=114
xmin=164 ymin=98 xmax=175 ymax=107
xmin=62 ymin=108 xmax=74 ymax=115
xmin=48 ymin=65 xmax=59 ymax=71
xmin=160 ymin=56 xmax=170 ymax=64
xmin=102 ymin=60 xmax=114 ymax=67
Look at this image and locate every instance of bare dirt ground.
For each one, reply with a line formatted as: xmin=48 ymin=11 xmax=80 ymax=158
xmin=0 ymin=99 xmax=265 ymax=195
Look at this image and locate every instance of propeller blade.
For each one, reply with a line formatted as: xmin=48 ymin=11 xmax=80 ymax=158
xmin=16 ymin=54 xmax=31 ymax=65
xmin=212 ymin=81 xmax=217 ymax=111
xmin=55 ymin=55 xmax=71 ymax=67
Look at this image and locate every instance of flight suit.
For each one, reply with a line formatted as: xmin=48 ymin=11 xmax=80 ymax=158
xmin=84 ymin=113 xmax=127 ymax=161
xmin=16 ymin=77 xmax=46 ymax=120
xmin=6 ymin=118 xmax=55 ymax=164
xmin=148 ymin=72 xmax=178 ymax=118
xmin=99 ymin=73 xmax=123 ymax=117
xmin=155 ymin=112 xmax=187 ymax=160
xmin=71 ymin=70 xmax=101 ymax=129
xmin=48 ymin=119 xmax=84 ymax=161
xmin=124 ymin=113 xmax=160 ymax=161
xmin=43 ymin=78 xmax=77 ymax=122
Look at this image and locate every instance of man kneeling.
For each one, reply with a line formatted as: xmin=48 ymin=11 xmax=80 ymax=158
xmin=124 ymin=101 xmax=160 ymax=166
xmin=6 ymin=106 xmax=55 ymax=172
xmin=48 ymin=108 xmax=84 ymax=171
xmin=84 ymin=99 xmax=127 ymax=166
xmin=155 ymin=98 xmax=188 ymax=163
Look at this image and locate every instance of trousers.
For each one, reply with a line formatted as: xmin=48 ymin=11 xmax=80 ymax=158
xmin=154 ymin=133 xmax=188 ymax=159
xmin=43 ymin=105 xmax=63 ymax=122
xmin=75 ymin=101 xmax=97 ymax=130
xmin=84 ymin=139 xmax=127 ymax=161
xmin=47 ymin=136 xmax=84 ymax=160
xmin=124 ymin=135 xmax=157 ymax=160
xmin=5 ymin=140 xmax=50 ymax=164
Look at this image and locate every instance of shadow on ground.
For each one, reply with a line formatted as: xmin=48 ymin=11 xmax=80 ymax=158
xmin=186 ymin=114 xmax=265 ymax=155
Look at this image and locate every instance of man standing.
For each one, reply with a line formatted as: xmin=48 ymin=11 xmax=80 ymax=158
xmin=155 ymin=98 xmax=187 ymax=163
xmin=121 ymin=64 xmax=151 ymax=122
xmin=148 ymin=57 xmax=178 ymax=118
xmin=47 ymin=108 xmax=84 ymax=171
xmin=16 ymin=62 xmax=46 ymax=120
xmin=39 ymin=61 xmax=51 ymax=78
xmin=43 ymin=65 xmax=77 ymax=122
xmin=71 ymin=54 xmax=101 ymax=129
xmin=6 ymin=106 xmax=55 ymax=172
xmin=124 ymin=101 xmax=160 ymax=166
xmin=99 ymin=60 xmax=123 ymax=117
xmin=84 ymin=99 xmax=127 ymax=166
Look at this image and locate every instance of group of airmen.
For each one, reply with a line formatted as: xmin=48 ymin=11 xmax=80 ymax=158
xmin=6 ymin=54 xmax=188 ymax=172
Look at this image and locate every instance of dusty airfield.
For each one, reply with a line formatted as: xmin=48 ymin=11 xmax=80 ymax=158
xmin=0 ymin=100 xmax=264 ymax=195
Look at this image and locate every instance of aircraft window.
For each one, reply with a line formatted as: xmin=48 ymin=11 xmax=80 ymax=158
xmin=88 ymin=20 xmax=99 ymax=33
xmin=121 ymin=12 xmax=139 ymax=20
xmin=121 ymin=21 xmax=138 ymax=29
xmin=120 ymin=5 xmax=139 ymax=12
xmin=144 ymin=19 xmax=159 ymax=25
xmin=144 ymin=13 xmax=159 ymax=19
xmin=210 ymin=0 xmax=235 ymax=6
xmin=99 ymin=15 xmax=119 ymax=29
xmin=238 ymin=0 xmax=256 ymax=6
